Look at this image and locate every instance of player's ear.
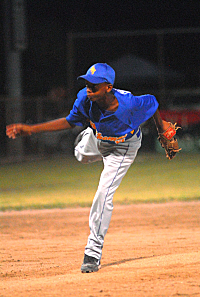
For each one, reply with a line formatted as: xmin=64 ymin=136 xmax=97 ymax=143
xmin=106 ymin=84 xmax=113 ymax=93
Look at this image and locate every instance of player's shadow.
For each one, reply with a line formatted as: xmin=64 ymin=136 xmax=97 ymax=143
xmin=101 ymin=255 xmax=155 ymax=268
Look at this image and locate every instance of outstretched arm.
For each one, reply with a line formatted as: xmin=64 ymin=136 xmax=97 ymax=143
xmin=6 ymin=117 xmax=74 ymax=139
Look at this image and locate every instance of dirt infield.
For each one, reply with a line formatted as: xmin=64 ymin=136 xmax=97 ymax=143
xmin=1 ymin=201 xmax=200 ymax=297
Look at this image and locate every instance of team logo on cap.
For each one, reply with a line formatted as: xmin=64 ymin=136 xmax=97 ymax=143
xmin=90 ymin=66 xmax=96 ymax=75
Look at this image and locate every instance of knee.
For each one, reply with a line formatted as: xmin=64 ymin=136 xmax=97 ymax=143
xmin=75 ymin=152 xmax=102 ymax=164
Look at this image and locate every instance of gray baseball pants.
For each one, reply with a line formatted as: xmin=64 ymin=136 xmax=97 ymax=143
xmin=74 ymin=127 xmax=142 ymax=260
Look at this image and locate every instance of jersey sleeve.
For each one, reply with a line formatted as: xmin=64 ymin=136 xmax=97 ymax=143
xmin=66 ymin=88 xmax=90 ymax=126
xmin=132 ymin=94 xmax=159 ymax=124
xmin=114 ymin=90 xmax=159 ymax=129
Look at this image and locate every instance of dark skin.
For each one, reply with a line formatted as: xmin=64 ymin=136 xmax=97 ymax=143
xmin=6 ymin=81 xmax=165 ymax=139
xmin=85 ymin=81 xmax=118 ymax=111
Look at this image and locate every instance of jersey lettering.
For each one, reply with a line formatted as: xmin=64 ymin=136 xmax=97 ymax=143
xmin=96 ymin=132 xmax=128 ymax=143
xmin=90 ymin=120 xmax=134 ymax=144
xmin=90 ymin=120 xmax=96 ymax=130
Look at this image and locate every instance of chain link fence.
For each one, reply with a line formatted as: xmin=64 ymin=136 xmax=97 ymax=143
xmin=1 ymin=28 xmax=200 ymax=161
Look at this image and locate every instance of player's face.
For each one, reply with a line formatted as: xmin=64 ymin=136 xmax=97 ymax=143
xmin=86 ymin=82 xmax=112 ymax=101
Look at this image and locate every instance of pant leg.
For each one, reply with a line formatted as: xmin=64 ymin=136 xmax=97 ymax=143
xmin=74 ymin=127 xmax=102 ymax=164
xmin=85 ymin=133 xmax=142 ymax=260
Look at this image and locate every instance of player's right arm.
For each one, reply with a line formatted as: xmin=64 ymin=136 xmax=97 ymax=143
xmin=6 ymin=117 xmax=74 ymax=139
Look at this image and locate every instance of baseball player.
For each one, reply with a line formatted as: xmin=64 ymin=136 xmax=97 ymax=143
xmin=6 ymin=63 xmax=180 ymax=273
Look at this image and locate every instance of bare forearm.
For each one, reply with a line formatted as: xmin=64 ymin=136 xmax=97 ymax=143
xmin=153 ymin=109 xmax=172 ymax=133
xmin=153 ymin=109 xmax=164 ymax=133
xmin=6 ymin=117 xmax=73 ymax=139
xmin=30 ymin=118 xmax=72 ymax=133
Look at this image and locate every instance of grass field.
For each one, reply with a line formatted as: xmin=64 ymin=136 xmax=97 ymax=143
xmin=1 ymin=152 xmax=200 ymax=211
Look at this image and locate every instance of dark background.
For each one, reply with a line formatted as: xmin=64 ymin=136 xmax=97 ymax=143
xmin=0 ymin=0 xmax=200 ymax=96
xmin=1 ymin=0 xmax=200 ymax=157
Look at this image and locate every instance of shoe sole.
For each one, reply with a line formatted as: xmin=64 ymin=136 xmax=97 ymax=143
xmin=81 ymin=263 xmax=101 ymax=273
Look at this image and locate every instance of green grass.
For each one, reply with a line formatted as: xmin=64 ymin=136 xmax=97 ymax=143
xmin=1 ymin=152 xmax=200 ymax=211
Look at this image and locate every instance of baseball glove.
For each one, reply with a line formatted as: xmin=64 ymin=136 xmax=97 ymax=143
xmin=158 ymin=122 xmax=181 ymax=160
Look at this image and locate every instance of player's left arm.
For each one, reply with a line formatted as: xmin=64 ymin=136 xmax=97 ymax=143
xmin=153 ymin=108 xmax=180 ymax=133
xmin=153 ymin=109 xmax=166 ymax=132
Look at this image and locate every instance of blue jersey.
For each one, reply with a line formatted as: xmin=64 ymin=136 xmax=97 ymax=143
xmin=66 ymin=88 xmax=159 ymax=144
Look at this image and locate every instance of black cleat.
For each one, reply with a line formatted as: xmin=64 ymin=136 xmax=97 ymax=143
xmin=81 ymin=254 xmax=101 ymax=273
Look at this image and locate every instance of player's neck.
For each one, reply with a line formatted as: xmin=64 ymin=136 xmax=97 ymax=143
xmin=97 ymin=93 xmax=118 ymax=112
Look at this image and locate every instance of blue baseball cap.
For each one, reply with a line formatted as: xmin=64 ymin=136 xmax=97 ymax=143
xmin=77 ymin=63 xmax=115 ymax=85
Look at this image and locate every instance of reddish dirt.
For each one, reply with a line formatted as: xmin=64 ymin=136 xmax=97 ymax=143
xmin=1 ymin=201 xmax=200 ymax=297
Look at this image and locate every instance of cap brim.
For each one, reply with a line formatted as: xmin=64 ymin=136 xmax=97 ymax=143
xmin=77 ymin=75 xmax=107 ymax=84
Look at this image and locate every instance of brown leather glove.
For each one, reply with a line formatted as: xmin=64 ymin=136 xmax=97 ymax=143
xmin=158 ymin=122 xmax=181 ymax=160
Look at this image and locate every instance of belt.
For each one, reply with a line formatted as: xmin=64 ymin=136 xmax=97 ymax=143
xmin=126 ymin=127 xmax=141 ymax=141
xmin=136 ymin=128 xmax=141 ymax=138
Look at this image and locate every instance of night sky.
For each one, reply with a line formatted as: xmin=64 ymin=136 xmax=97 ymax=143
xmin=27 ymin=0 xmax=200 ymax=32
xmin=0 ymin=0 xmax=200 ymax=96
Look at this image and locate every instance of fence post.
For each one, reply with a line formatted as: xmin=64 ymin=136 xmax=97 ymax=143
xmin=35 ymin=97 xmax=46 ymax=154
xmin=5 ymin=52 xmax=24 ymax=159
xmin=4 ymin=0 xmax=27 ymax=159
